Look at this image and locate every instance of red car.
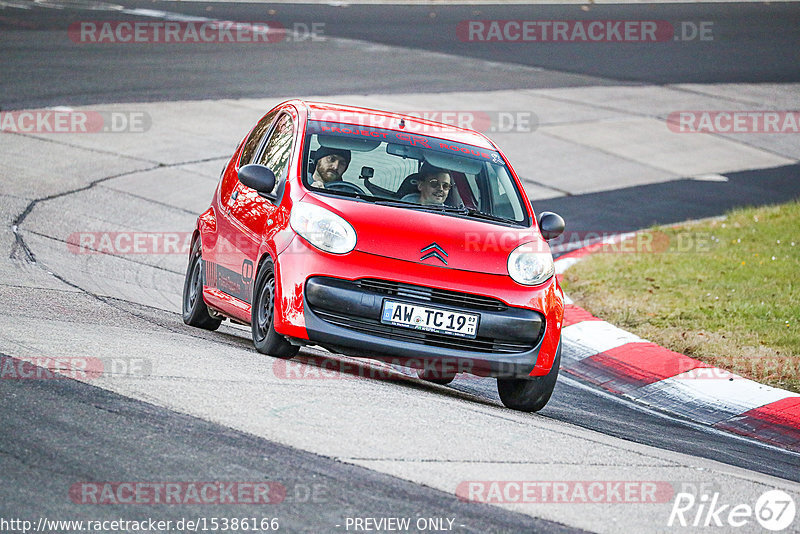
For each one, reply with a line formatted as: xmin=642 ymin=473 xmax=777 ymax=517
xmin=182 ymin=100 xmax=566 ymax=412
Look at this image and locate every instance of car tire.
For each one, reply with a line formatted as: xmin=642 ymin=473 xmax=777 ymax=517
xmin=497 ymin=341 xmax=561 ymax=412
xmin=251 ymin=260 xmax=299 ymax=359
xmin=417 ymin=368 xmax=457 ymax=385
xmin=182 ymin=238 xmax=222 ymax=331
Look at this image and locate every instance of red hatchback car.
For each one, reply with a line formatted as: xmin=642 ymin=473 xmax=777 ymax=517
xmin=183 ymin=100 xmax=566 ymax=412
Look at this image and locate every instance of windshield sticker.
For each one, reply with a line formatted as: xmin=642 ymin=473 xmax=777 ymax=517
xmin=307 ymin=121 xmax=500 ymax=162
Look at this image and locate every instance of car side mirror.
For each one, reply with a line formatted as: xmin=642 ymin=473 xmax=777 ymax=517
xmin=238 ymin=164 xmax=276 ymax=200
xmin=538 ymin=211 xmax=565 ymax=241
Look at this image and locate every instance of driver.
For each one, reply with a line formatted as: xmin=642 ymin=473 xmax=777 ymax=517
xmin=310 ymin=147 xmax=351 ymax=189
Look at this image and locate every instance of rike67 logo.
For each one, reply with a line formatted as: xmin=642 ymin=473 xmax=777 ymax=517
xmin=668 ymin=489 xmax=796 ymax=531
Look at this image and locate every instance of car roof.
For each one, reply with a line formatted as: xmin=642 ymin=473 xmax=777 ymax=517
xmin=298 ymin=100 xmax=498 ymax=151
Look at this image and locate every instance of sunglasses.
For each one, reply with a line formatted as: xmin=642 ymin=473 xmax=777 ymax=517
xmin=424 ymin=179 xmax=452 ymax=191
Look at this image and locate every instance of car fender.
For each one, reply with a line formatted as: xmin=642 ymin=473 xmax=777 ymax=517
xmin=254 ymin=227 xmax=308 ymax=340
xmin=196 ymin=206 xmax=217 ymax=251
xmin=529 ymin=278 xmax=565 ymax=376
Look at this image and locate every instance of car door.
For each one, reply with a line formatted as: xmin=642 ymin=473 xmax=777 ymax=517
xmin=226 ymin=112 xmax=296 ymax=305
xmin=210 ymin=109 xmax=279 ymax=303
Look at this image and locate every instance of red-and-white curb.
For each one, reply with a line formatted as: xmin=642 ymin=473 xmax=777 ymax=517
xmin=554 ymin=235 xmax=800 ymax=453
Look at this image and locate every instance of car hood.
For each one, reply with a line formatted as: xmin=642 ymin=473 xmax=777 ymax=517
xmin=311 ymin=196 xmax=547 ymax=275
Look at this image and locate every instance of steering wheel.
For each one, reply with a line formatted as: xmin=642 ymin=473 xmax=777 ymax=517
xmin=325 ymin=181 xmax=367 ymax=195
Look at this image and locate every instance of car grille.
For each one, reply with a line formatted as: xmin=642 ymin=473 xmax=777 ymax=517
xmin=312 ymin=309 xmax=534 ymax=354
xmin=355 ymin=278 xmax=508 ymax=312
xmin=306 ymin=277 xmax=538 ymax=354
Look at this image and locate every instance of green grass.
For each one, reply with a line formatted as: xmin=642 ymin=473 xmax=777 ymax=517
xmin=562 ymin=200 xmax=800 ymax=392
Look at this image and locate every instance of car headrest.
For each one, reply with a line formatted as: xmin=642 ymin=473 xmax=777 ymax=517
xmin=396 ymin=172 xmax=422 ymax=198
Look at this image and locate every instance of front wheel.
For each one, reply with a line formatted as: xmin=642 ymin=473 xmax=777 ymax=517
xmin=251 ymin=260 xmax=299 ymax=359
xmin=497 ymin=342 xmax=561 ymax=412
xmin=182 ymin=238 xmax=222 ymax=331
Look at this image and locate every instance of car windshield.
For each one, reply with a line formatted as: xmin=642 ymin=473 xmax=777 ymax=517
xmin=303 ymin=120 xmax=530 ymax=225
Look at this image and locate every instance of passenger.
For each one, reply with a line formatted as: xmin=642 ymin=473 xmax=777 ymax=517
xmin=403 ymin=163 xmax=452 ymax=205
xmin=310 ymin=147 xmax=351 ymax=188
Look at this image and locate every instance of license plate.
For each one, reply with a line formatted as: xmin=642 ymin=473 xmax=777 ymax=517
xmin=380 ymin=300 xmax=479 ymax=338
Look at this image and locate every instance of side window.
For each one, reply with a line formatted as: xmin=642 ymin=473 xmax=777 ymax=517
xmin=488 ymin=165 xmax=525 ymax=221
xmin=256 ymin=114 xmax=294 ymax=183
xmin=239 ymin=109 xmax=279 ymax=166
xmin=464 ymin=173 xmax=482 ymax=207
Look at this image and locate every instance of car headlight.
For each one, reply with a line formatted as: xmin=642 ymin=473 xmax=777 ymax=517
xmin=507 ymin=243 xmax=555 ymax=286
xmin=290 ymin=202 xmax=356 ymax=254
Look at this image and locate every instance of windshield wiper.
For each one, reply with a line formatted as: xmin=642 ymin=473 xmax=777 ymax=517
xmin=373 ymin=200 xmax=469 ymax=213
xmin=373 ymin=199 xmax=420 ymax=208
xmin=457 ymin=207 xmax=510 ymax=222
xmin=421 ymin=204 xmax=510 ymax=221
xmin=316 ymin=189 xmax=384 ymax=202
xmin=372 ymin=201 xmax=511 ymax=221
xmin=414 ymin=204 xmax=471 ymax=213
xmin=324 ymin=189 xmax=362 ymax=199
xmin=376 ymin=202 xmax=473 ymax=215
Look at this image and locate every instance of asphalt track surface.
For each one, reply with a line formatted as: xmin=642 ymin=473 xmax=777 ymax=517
xmin=2 ymin=2 xmax=800 ymax=533
xmin=1 ymin=366 xmax=579 ymax=533
xmin=2 ymin=2 xmax=800 ymax=109
xmin=542 ymin=164 xmax=800 ymax=233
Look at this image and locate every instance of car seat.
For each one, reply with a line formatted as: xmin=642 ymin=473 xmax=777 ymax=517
xmin=396 ymin=173 xmax=422 ymax=199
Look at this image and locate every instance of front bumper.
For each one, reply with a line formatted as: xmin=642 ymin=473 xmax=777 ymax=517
xmin=302 ymin=276 xmax=547 ymax=378
xmin=273 ymin=237 xmax=563 ymax=377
